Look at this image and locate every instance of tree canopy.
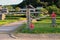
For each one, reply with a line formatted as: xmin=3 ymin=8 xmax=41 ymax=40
xmin=16 ymin=0 xmax=59 ymax=8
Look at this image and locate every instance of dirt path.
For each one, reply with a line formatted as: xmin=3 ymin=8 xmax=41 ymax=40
xmin=0 ymin=20 xmax=26 ymax=33
xmin=0 ymin=33 xmax=60 ymax=40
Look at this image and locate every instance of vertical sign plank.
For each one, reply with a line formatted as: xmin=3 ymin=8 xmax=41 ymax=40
xmin=26 ymin=8 xmax=31 ymax=29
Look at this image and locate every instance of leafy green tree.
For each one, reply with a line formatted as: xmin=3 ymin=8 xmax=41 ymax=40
xmin=15 ymin=7 xmax=20 ymax=11
xmin=9 ymin=0 xmax=59 ymax=8
xmin=6 ymin=6 xmax=13 ymax=11
xmin=37 ymin=0 xmax=40 ymax=3
xmin=56 ymin=0 xmax=60 ymax=8
xmin=46 ymin=5 xmax=60 ymax=14
xmin=40 ymin=8 xmax=48 ymax=14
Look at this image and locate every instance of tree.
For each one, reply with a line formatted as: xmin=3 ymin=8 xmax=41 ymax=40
xmin=5 ymin=6 xmax=13 ymax=11
xmin=18 ymin=0 xmax=41 ymax=8
xmin=13 ymin=0 xmax=59 ymax=8
xmin=15 ymin=7 xmax=20 ymax=11
xmin=56 ymin=0 xmax=60 ymax=8
xmin=37 ymin=0 xmax=40 ymax=3
xmin=46 ymin=5 xmax=60 ymax=14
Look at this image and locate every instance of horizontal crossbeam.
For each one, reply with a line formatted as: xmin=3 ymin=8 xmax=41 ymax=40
xmin=0 ymin=11 xmax=40 ymax=14
xmin=0 ymin=9 xmax=41 ymax=14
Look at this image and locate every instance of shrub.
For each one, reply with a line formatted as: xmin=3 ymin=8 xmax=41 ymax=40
xmin=40 ymin=8 xmax=48 ymax=15
xmin=46 ymin=5 xmax=60 ymax=15
xmin=15 ymin=7 xmax=20 ymax=11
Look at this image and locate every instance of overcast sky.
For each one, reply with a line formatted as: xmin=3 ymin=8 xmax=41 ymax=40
xmin=0 ymin=0 xmax=23 ymax=5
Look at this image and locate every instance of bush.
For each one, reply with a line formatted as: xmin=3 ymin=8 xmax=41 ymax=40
xmin=40 ymin=8 xmax=48 ymax=15
xmin=46 ymin=5 xmax=60 ymax=15
xmin=15 ymin=7 xmax=20 ymax=11
xmin=39 ymin=13 xmax=44 ymax=17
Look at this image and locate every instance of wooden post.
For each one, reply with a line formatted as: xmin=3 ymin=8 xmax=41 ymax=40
xmin=26 ymin=8 xmax=31 ymax=29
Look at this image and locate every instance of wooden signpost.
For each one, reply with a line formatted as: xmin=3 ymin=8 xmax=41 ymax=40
xmin=26 ymin=6 xmax=31 ymax=29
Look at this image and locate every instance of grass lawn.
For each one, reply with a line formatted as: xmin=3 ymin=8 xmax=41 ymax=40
xmin=15 ymin=18 xmax=60 ymax=34
xmin=0 ymin=18 xmax=26 ymax=26
xmin=0 ymin=14 xmax=26 ymax=25
xmin=38 ymin=19 xmax=60 ymax=23
xmin=0 ymin=20 xmax=18 ymax=25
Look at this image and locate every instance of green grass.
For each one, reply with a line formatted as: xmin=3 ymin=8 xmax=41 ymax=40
xmin=0 ymin=20 xmax=18 ymax=25
xmin=15 ymin=19 xmax=60 ymax=34
xmin=0 ymin=14 xmax=26 ymax=25
xmin=38 ymin=19 xmax=60 ymax=23
xmin=33 ymin=23 xmax=60 ymax=33
xmin=15 ymin=23 xmax=60 ymax=34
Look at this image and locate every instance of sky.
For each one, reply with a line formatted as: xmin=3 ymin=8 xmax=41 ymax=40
xmin=0 ymin=0 xmax=23 ymax=5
